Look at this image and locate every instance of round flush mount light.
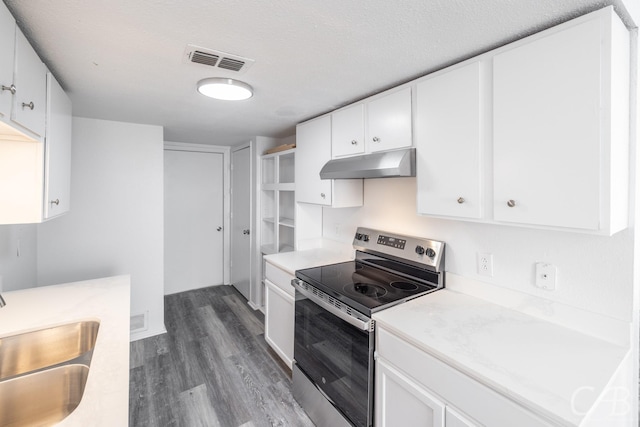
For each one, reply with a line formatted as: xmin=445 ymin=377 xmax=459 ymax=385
xmin=196 ymin=78 xmax=253 ymax=101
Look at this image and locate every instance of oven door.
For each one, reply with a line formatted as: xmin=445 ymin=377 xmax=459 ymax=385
xmin=292 ymin=279 xmax=374 ymax=427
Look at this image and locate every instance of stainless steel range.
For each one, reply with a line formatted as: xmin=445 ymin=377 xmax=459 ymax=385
xmin=291 ymin=227 xmax=445 ymax=427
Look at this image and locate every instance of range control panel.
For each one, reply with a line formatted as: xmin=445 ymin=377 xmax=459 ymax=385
xmin=377 ymin=234 xmax=406 ymax=250
xmin=352 ymin=227 xmax=445 ymax=272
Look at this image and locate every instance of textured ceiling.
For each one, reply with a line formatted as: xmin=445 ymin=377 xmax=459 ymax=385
xmin=2 ymin=0 xmax=631 ymax=146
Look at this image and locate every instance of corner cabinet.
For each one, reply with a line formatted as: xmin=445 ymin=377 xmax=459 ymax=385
xmin=416 ymin=6 xmax=629 ymax=235
xmin=0 ymin=73 xmax=72 ymax=224
xmin=0 ymin=3 xmax=15 ymax=120
xmin=261 ymin=148 xmax=295 ymax=255
xmin=44 ymin=72 xmax=72 ymax=219
xmin=12 ymin=30 xmax=47 ymax=139
xmin=295 ymin=116 xmax=363 ymax=207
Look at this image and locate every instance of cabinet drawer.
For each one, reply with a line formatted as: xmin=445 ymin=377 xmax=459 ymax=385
xmin=377 ymin=327 xmax=552 ymax=427
xmin=265 ymin=261 xmax=295 ymax=297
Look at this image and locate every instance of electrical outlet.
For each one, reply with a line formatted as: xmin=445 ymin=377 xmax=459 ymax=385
xmin=477 ymin=253 xmax=493 ymax=277
xmin=535 ymin=263 xmax=557 ymax=290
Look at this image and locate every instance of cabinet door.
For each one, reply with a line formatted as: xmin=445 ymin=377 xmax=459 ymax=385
xmin=446 ymin=407 xmax=478 ymax=427
xmin=367 ymin=87 xmax=412 ymax=153
xmin=44 ymin=73 xmax=72 ymax=219
xmin=376 ymin=358 xmax=445 ymax=427
xmin=416 ymin=61 xmax=483 ymax=219
xmin=332 ymin=103 xmax=365 ymax=157
xmin=12 ymin=29 xmax=46 ymax=138
xmin=264 ymin=278 xmax=294 ymax=369
xmin=295 ymin=116 xmax=332 ymax=205
xmin=0 ymin=4 xmax=15 ymax=119
xmin=493 ymin=18 xmax=601 ymax=229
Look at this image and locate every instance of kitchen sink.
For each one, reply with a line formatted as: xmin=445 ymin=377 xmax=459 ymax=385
xmin=0 ymin=320 xmax=100 ymax=426
xmin=0 ymin=320 xmax=100 ymax=380
xmin=0 ymin=364 xmax=89 ymax=427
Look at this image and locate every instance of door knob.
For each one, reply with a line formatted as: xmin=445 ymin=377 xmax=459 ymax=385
xmin=243 ymin=229 xmax=250 ymax=235
xmin=217 ymin=226 xmax=222 ymax=231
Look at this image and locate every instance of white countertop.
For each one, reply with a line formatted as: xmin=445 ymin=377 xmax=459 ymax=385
xmin=0 ymin=275 xmax=131 ymax=427
xmin=263 ymin=246 xmax=354 ymax=275
xmin=373 ymin=289 xmax=630 ymax=426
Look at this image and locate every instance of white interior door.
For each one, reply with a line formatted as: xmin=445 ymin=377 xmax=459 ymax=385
xmin=164 ymin=150 xmax=224 ymax=295
xmin=231 ymin=146 xmax=251 ymax=300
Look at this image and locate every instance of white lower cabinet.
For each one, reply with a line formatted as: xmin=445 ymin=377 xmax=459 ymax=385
xmin=445 ymin=407 xmax=477 ymax=427
xmin=376 ymin=358 xmax=446 ymax=427
xmin=264 ymin=261 xmax=294 ymax=369
xmin=375 ymin=327 xmax=551 ymax=427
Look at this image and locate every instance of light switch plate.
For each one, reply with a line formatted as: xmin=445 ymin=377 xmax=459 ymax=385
xmin=535 ymin=263 xmax=557 ymax=290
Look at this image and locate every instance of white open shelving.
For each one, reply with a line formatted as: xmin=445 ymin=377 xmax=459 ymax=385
xmin=260 ymin=148 xmax=295 ymax=255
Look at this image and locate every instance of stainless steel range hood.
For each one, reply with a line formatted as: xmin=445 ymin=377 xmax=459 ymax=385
xmin=319 ymin=148 xmax=416 ymax=179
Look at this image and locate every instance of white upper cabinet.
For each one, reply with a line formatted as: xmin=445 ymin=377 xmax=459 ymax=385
xmin=415 ymin=6 xmax=629 ymax=235
xmin=296 ymin=116 xmax=333 ymax=205
xmin=0 ymin=4 xmax=15 ymax=119
xmin=493 ymin=7 xmax=629 ymax=234
xmin=331 ymin=86 xmax=412 ymax=159
xmin=296 ymin=115 xmax=363 ymax=207
xmin=12 ymin=29 xmax=47 ymax=139
xmin=44 ymin=72 xmax=72 ymax=220
xmin=416 ymin=61 xmax=483 ymax=219
xmin=331 ymin=103 xmax=365 ymax=157
xmin=367 ymin=87 xmax=412 ymax=153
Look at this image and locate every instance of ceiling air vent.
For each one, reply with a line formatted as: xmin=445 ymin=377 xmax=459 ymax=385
xmin=218 ymin=57 xmax=245 ymax=72
xmin=190 ymin=50 xmax=219 ymax=67
xmin=184 ymin=44 xmax=255 ymax=74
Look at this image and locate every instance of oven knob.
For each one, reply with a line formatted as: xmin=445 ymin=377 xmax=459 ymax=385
xmin=355 ymin=233 xmax=363 ymax=240
xmin=363 ymin=234 xmax=370 ymax=242
xmin=426 ymin=248 xmax=436 ymax=258
xmin=415 ymin=245 xmax=425 ymax=255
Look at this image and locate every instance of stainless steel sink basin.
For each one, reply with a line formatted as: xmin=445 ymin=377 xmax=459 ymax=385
xmin=0 ymin=364 xmax=89 ymax=427
xmin=0 ymin=320 xmax=100 ymax=380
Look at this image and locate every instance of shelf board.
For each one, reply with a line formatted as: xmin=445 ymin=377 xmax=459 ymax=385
xmin=262 ymin=183 xmax=295 ymax=191
xmin=278 ymin=183 xmax=295 ymax=191
xmin=262 ymin=217 xmax=275 ymax=223
xmin=278 ymin=217 xmax=295 ymax=228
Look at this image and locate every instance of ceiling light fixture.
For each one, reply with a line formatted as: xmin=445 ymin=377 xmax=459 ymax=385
xmin=196 ymin=78 xmax=253 ymax=101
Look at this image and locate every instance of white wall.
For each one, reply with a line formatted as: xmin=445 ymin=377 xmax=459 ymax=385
xmin=322 ymin=177 xmax=634 ymax=323
xmin=0 ymin=224 xmax=37 ymax=291
xmin=37 ymin=117 xmax=165 ymax=340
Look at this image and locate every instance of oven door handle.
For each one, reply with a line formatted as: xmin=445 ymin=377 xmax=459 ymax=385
xmin=292 ymin=279 xmax=372 ymax=331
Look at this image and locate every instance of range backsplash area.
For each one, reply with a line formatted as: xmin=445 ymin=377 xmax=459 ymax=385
xmin=321 ymin=177 xmax=634 ymax=326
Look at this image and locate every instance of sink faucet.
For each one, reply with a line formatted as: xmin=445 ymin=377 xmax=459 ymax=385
xmin=0 ymin=293 xmax=5 ymax=307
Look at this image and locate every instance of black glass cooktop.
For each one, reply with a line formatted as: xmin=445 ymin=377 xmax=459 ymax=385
xmin=295 ymin=258 xmax=438 ymax=316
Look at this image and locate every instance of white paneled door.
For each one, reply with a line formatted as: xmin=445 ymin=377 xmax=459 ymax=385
xmin=231 ymin=146 xmax=251 ymax=300
xmin=164 ymin=150 xmax=224 ymax=294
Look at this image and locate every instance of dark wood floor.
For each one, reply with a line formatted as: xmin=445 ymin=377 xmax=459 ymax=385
xmin=129 ymin=285 xmax=315 ymax=427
